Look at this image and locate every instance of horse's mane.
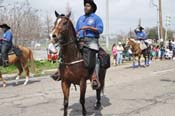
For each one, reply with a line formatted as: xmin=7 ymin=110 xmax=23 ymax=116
xmin=129 ymin=38 xmax=137 ymax=43
xmin=69 ymin=20 xmax=77 ymax=39
xmin=61 ymin=16 xmax=81 ymax=59
xmin=60 ymin=14 xmax=77 ymax=39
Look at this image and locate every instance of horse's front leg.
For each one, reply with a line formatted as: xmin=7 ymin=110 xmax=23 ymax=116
xmin=0 ymin=74 xmax=7 ymax=87
xmin=62 ymin=81 xmax=70 ymax=116
xmin=95 ymin=89 xmax=101 ymax=109
xmin=132 ymin=55 xmax=136 ymax=68
xmin=138 ymin=55 xmax=141 ymax=67
xmin=80 ymin=79 xmax=87 ymax=116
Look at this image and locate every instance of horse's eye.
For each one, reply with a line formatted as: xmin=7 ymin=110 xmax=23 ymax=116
xmin=63 ymin=21 xmax=67 ymax=25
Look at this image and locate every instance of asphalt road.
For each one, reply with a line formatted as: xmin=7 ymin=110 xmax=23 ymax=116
xmin=1 ymin=60 xmax=175 ymax=116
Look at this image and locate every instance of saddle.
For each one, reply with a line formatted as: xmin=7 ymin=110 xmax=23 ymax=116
xmin=136 ymin=40 xmax=147 ymax=50
xmin=98 ymin=47 xmax=110 ymax=69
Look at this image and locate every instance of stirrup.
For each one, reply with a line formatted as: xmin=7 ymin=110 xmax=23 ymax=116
xmin=3 ymin=61 xmax=8 ymax=67
xmin=91 ymin=80 xmax=100 ymax=90
xmin=50 ymin=72 xmax=61 ymax=81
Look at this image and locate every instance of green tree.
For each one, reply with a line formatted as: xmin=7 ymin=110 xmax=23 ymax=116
xmin=146 ymin=26 xmax=174 ymax=41
xmin=146 ymin=27 xmax=158 ymax=40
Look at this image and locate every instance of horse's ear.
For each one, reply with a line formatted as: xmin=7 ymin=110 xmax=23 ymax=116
xmin=55 ymin=11 xmax=59 ymax=17
xmin=66 ymin=12 xmax=71 ymax=18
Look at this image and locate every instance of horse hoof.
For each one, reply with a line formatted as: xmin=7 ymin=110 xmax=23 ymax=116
xmin=3 ymin=84 xmax=6 ymax=87
xmin=82 ymin=110 xmax=87 ymax=116
xmin=23 ymin=81 xmax=28 ymax=86
xmin=132 ymin=65 xmax=136 ymax=69
xmin=92 ymin=80 xmax=100 ymax=90
xmin=64 ymin=112 xmax=68 ymax=116
xmin=94 ymin=102 xmax=102 ymax=110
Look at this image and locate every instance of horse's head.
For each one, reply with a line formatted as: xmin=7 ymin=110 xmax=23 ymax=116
xmin=126 ymin=38 xmax=136 ymax=48
xmin=50 ymin=11 xmax=72 ymax=44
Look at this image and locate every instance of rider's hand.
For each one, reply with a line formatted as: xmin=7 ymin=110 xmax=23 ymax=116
xmin=81 ymin=26 xmax=91 ymax=30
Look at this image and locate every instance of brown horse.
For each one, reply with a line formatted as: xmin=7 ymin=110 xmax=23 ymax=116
xmin=50 ymin=11 xmax=107 ymax=116
xmin=0 ymin=45 xmax=35 ymax=87
xmin=126 ymin=38 xmax=151 ymax=68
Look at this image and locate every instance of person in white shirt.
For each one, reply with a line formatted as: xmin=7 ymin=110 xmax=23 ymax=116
xmin=116 ymin=42 xmax=124 ymax=65
xmin=48 ymin=40 xmax=61 ymax=81
xmin=48 ymin=42 xmax=57 ymax=54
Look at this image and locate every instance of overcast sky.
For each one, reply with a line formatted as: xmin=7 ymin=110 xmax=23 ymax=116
xmin=3 ymin=0 xmax=175 ymax=34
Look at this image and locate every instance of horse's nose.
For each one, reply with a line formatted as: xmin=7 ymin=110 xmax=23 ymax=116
xmin=52 ymin=34 xmax=56 ymax=38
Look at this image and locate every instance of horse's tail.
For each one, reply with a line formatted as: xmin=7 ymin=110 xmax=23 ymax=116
xmin=28 ymin=49 xmax=36 ymax=73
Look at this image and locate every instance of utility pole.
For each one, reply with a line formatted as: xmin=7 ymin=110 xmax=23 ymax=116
xmin=138 ymin=18 xmax=141 ymax=26
xmin=158 ymin=0 xmax=164 ymax=45
xmin=105 ymin=0 xmax=109 ymax=49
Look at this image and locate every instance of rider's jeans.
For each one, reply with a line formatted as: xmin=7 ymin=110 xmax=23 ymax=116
xmin=116 ymin=52 xmax=123 ymax=65
xmin=1 ymin=41 xmax=12 ymax=63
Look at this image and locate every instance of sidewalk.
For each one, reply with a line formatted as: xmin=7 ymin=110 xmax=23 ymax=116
xmin=2 ymin=68 xmax=57 ymax=81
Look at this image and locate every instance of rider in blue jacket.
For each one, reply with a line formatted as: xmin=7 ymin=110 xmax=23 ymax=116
xmin=76 ymin=0 xmax=103 ymax=89
xmin=0 ymin=24 xmax=13 ymax=67
xmin=135 ymin=25 xmax=147 ymax=40
xmin=51 ymin=0 xmax=103 ymax=89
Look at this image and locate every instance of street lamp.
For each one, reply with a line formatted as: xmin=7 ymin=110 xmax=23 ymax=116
xmin=0 ymin=5 xmax=5 ymax=23
xmin=165 ymin=16 xmax=171 ymax=42
xmin=151 ymin=0 xmax=160 ymax=41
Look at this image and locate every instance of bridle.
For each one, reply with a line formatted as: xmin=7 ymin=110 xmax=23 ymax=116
xmin=54 ymin=16 xmax=75 ymax=47
xmin=53 ymin=16 xmax=83 ymax=65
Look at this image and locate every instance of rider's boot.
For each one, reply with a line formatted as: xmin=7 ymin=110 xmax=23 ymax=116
xmin=3 ymin=60 xmax=8 ymax=67
xmin=50 ymin=70 xmax=61 ymax=81
xmin=91 ymin=55 xmax=100 ymax=90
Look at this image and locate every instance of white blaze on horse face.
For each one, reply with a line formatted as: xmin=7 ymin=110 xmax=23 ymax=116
xmin=49 ymin=33 xmax=54 ymax=41
xmin=50 ymin=18 xmax=62 ymax=41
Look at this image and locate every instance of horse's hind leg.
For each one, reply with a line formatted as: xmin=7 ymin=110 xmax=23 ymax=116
xmin=24 ymin=66 xmax=30 ymax=86
xmin=147 ymin=54 xmax=150 ymax=66
xmin=138 ymin=56 xmax=141 ymax=67
xmin=21 ymin=60 xmax=30 ymax=86
xmin=62 ymin=81 xmax=70 ymax=116
xmin=80 ymin=80 xmax=87 ymax=116
xmin=132 ymin=56 xmax=136 ymax=68
xmin=15 ymin=62 xmax=23 ymax=84
xmin=144 ymin=55 xmax=147 ymax=67
xmin=95 ymin=89 xmax=101 ymax=109
xmin=95 ymin=68 xmax=106 ymax=109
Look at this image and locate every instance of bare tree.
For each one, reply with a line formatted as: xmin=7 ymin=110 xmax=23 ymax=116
xmin=44 ymin=13 xmax=53 ymax=39
xmin=0 ymin=0 xmax=77 ymax=47
xmin=0 ymin=0 xmax=44 ymax=46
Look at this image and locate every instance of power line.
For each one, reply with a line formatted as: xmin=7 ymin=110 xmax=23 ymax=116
xmin=158 ymin=0 xmax=164 ymax=44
